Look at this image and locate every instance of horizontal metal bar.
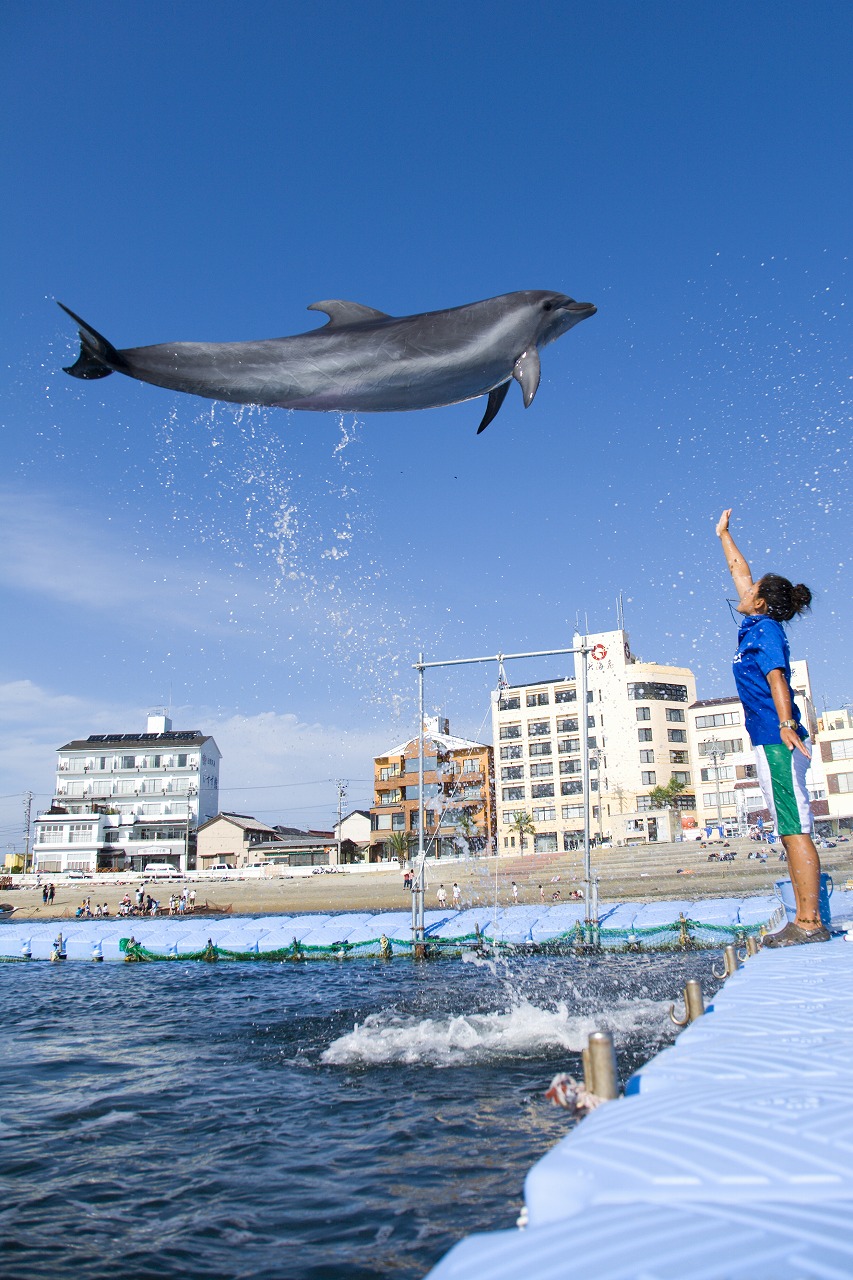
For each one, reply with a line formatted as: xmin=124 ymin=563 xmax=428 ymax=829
xmin=413 ymin=645 xmax=587 ymax=671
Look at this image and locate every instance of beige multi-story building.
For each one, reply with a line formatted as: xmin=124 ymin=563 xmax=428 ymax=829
xmin=490 ymin=629 xmax=697 ymax=851
xmin=370 ymin=716 xmax=494 ymax=860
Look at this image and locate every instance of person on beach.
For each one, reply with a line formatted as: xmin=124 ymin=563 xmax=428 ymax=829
xmin=48 ymin=883 xmax=55 ymax=905
xmin=452 ymin=882 xmax=461 ymax=907
xmin=189 ymin=888 xmax=196 ymax=911
xmin=716 ymin=508 xmax=828 ymax=946
xmin=437 ymin=884 xmax=447 ymax=907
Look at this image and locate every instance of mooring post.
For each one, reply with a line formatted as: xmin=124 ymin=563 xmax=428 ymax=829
xmin=586 ymin=1031 xmax=619 ymax=1100
xmin=670 ymin=978 xmax=705 ymax=1026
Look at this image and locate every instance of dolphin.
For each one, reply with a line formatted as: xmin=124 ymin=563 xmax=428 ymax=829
xmin=58 ymin=290 xmax=596 ymax=433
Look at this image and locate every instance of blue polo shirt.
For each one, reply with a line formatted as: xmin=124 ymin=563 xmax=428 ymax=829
xmin=732 ymin=615 xmax=805 ymax=746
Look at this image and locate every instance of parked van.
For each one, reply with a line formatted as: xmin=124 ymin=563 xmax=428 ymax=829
xmin=143 ymin=862 xmax=180 ymax=877
xmin=209 ymin=863 xmax=235 ymax=872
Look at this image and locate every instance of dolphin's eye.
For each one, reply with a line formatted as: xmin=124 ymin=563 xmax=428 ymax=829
xmin=543 ymin=301 xmax=554 ymax=311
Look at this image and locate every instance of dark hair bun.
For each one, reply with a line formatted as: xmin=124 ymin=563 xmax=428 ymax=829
xmin=791 ymin=583 xmax=812 ymax=614
xmin=758 ymin=573 xmax=813 ymax=621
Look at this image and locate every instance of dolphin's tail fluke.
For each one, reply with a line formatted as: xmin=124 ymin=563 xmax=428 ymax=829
xmin=58 ymin=303 xmax=120 ymax=380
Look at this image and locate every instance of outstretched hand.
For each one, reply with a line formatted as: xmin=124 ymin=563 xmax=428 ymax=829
xmin=781 ymin=725 xmax=811 ymax=758
xmin=716 ymin=509 xmax=732 ymax=537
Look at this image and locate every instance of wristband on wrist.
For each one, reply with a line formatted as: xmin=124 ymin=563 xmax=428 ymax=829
xmin=779 ymin=719 xmax=798 ymax=730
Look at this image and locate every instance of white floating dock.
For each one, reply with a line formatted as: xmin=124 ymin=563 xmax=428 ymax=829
xmin=427 ymin=935 xmax=853 ymax=1279
xmin=0 ymin=894 xmax=798 ymax=959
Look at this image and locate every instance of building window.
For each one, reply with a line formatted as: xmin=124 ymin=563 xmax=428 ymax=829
xmin=641 ymin=771 xmax=656 ymax=786
xmin=532 ymin=808 xmax=556 ymax=823
xmin=560 ymin=779 xmax=582 ymax=795
xmin=562 ymin=805 xmax=583 ymax=820
xmin=628 ymin=682 xmax=688 ymax=702
xmin=502 ymin=809 xmax=524 ymax=824
xmin=636 ymin=796 xmax=652 ymax=811
xmin=555 ymin=688 xmax=576 ymax=703
xmin=556 ymin=717 xmax=578 ymax=734
xmin=640 ymin=750 xmax=655 ymax=764
xmin=502 ymin=786 xmax=525 ymax=801
xmin=529 ymin=762 xmax=553 ymax=778
xmin=501 ymin=766 xmax=524 ymax=781
xmin=666 ymin=708 xmax=686 ymax=723
xmin=528 ymin=721 xmax=550 ymax=737
xmin=695 ymin=710 xmax=740 ymax=729
xmin=379 ymin=765 xmax=401 ymax=781
xmin=700 ymin=765 xmax=734 ymax=782
xmin=829 ymin=739 xmax=853 ymax=761
xmin=698 ymin=738 xmax=743 ymax=756
xmin=462 ymin=757 xmax=479 ymax=773
xmin=527 ymin=691 xmax=550 ymax=707
xmin=121 ymin=755 xmax=136 ymax=769
xmin=702 ymin=791 xmax=736 ymax=807
xmin=558 ymin=738 xmax=580 ymax=754
xmin=531 ymin=783 xmax=554 ymax=798
xmin=560 ymin=759 xmax=581 ymax=775
xmin=39 ymin=824 xmax=64 ymax=844
xmin=832 ymin=773 xmax=853 ymax=793
xmin=500 ymin=744 xmax=522 ymax=760
xmin=667 ymin=729 xmax=687 ymax=743
xmin=528 ymin=742 xmax=552 ymax=757
xmin=534 ymin=833 xmax=558 ymax=853
xmin=499 ymin=695 xmax=521 ymax=710
xmin=670 ymin=751 xmax=688 ymax=764
xmin=638 ymin=728 xmax=653 ymax=742
xmin=671 ymin=771 xmax=691 ymax=784
xmin=500 ymin=725 xmax=521 ymax=740
xmin=68 ymin=823 xmax=96 ymax=843
xmin=391 ymin=813 xmax=405 ymax=830
xmin=636 ymin=707 xmax=651 ymax=722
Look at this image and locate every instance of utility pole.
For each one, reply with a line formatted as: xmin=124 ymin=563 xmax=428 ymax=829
xmin=23 ymin=791 xmax=33 ymax=875
xmin=335 ymin=779 xmax=347 ymax=866
xmin=705 ymin=739 xmax=726 ymax=834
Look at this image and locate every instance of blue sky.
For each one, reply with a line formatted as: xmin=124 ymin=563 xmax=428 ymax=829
xmin=2 ymin=1 xmax=851 ymax=843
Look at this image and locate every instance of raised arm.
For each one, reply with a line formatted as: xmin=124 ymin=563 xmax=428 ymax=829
xmin=716 ymin=509 xmax=754 ymax=600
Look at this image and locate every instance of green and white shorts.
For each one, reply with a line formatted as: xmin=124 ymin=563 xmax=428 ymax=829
xmin=754 ymin=742 xmax=812 ymax=837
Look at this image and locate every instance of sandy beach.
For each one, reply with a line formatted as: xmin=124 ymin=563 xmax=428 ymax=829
xmin=6 ymin=836 xmax=851 ymax=923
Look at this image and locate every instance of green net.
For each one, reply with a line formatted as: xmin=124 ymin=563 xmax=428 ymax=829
xmin=114 ymin=914 xmax=767 ymax=963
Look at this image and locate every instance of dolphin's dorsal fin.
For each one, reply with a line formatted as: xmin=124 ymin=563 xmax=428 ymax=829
xmin=512 ymin=349 xmax=541 ymax=407
xmin=307 ymin=300 xmax=391 ymax=326
xmin=476 ymin=381 xmax=511 ymax=434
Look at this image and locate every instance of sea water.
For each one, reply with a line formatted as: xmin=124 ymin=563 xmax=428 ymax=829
xmin=0 ymin=950 xmax=719 ymax=1279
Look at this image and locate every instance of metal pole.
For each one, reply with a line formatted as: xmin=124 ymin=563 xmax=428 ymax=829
xmin=23 ymin=791 xmax=33 ymax=876
xmin=417 ymin=656 xmax=426 ymax=953
xmin=579 ymin=641 xmax=592 ymax=926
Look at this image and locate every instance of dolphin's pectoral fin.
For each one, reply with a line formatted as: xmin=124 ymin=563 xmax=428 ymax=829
xmin=512 ymin=348 xmax=541 ymax=408
xmin=307 ymin=300 xmax=392 ymax=326
xmin=476 ymin=381 xmax=511 ymax=434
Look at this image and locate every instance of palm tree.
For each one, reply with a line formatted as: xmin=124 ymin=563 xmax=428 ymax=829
xmin=386 ymin=829 xmax=411 ymax=865
xmin=509 ymin=810 xmax=537 ymax=855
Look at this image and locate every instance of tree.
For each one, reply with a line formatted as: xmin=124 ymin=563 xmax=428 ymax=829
xmin=648 ymin=778 xmax=687 ymax=811
xmin=386 ymin=830 xmax=411 ymax=864
xmin=509 ymin=810 xmax=537 ymax=855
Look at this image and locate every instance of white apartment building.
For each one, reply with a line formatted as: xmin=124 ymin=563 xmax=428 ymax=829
xmin=490 ymin=629 xmax=697 ymax=851
xmin=687 ymin=659 xmax=823 ymax=835
xmin=687 ymin=697 xmax=756 ymax=834
xmin=33 ymin=712 xmax=220 ymax=875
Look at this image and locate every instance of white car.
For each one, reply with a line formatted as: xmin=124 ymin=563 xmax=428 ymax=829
xmin=143 ymin=863 xmax=180 ymax=877
xmin=209 ymin=863 xmax=235 ymax=872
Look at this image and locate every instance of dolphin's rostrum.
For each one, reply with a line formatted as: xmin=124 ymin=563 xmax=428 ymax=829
xmin=59 ymin=290 xmax=596 ymax=433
